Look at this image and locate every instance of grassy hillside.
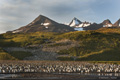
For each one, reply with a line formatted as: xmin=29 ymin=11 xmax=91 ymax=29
xmin=0 ymin=28 xmax=120 ymax=61
xmin=0 ymin=48 xmax=17 ymax=60
xmin=56 ymin=28 xmax=120 ymax=61
xmin=0 ymin=32 xmax=56 ymax=47
xmin=76 ymin=48 xmax=120 ymax=61
xmin=0 ymin=47 xmax=33 ymax=60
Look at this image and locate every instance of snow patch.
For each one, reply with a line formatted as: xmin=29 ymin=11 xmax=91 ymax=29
xmin=45 ymin=26 xmax=48 ymax=28
xmin=103 ymin=25 xmax=106 ymax=27
xmin=41 ymin=23 xmax=50 ymax=29
xmin=74 ymin=28 xmax=84 ymax=31
xmin=70 ymin=20 xmax=80 ymax=27
xmin=41 ymin=23 xmax=43 ymax=25
xmin=83 ymin=23 xmax=91 ymax=27
xmin=43 ymin=23 xmax=50 ymax=26
xmin=64 ymin=23 xmax=69 ymax=25
xmin=76 ymin=23 xmax=90 ymax=28
xmin=78 ymin=24 xmax=84 ymax=27
xmin=108 ymin=24 xmax=112 ymax=27
xmin=103 ymin=24 xmax=112 ymax=27
xmin=41 ymin=23 xmax=50 ymax=26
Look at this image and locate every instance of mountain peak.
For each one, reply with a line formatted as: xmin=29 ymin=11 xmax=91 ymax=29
xmin=69 ymin=17 xmax=82 ymax=27
xmin=114 ymin=18 xmax=120 ymax=27
xmin=73 ymin=17 xmax=81 ymax=21
xmin=73 ymin=17 xmax=78 ymax=20
xmin=39 ymin=14 xmax=46 ymax=17
xmin=11 ymin=15 xmax=74 ymax=33
xmin=27 ymin=15 xmax=57 ymax=26
xmin=102 ymin=19 xmax=113 ymax=27
xmin=37 ymin=15 xmax=50 ymax=20
xmin=102 ymin=19 xmax=112 ymax=25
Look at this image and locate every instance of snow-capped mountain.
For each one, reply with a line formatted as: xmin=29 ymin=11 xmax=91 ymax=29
xmin=6 ymin=15 xmax=120 ymax=33
xmin=102 ymin=19 xmax=113 ymax=27
xmin=11 ymin=15 xmax=75 ymax=33
xmin=69 ymin=17 xmax=82 ymax=27
xmin=114 ymin=19 xmax=120 ymax=27
xmin=78 ymin=21 xmax=91 ymax=27
xmin=69 ymin=17 xmax=91 ymax=28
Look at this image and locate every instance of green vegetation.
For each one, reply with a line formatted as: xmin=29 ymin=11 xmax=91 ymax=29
xmin=0 ymin=48 xmax=32 ymax=60
xmin=55 ymin=28 xmax=120 ymax=61
xmin=9 ymin=51 xmax=33 ymax=60
xmin=76 ymin=48 xmax=120 ymax=61
xmin=0 ymin=48 xmax=17 ymax=60
xmin=0 ymin=28 xmax=120 ymax=61
xmin=0 ymin=32 xmax=56 ymax=47
xmin=57 ymin=56 xmax=74 ymax=61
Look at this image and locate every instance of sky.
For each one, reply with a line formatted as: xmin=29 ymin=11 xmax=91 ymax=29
xmin=0 ymin=0 xmax=120 ymax=33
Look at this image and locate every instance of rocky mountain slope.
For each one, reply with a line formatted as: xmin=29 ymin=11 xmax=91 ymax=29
xmin=6 ymin=15 xmax=120 ymax=33
xmin=11 ymin=15 xmax=75 ymax=33
xmin=114 ymin=19 xmax=120 ymax=27
xmin=102 ymin=19 xmax=113 ymax=27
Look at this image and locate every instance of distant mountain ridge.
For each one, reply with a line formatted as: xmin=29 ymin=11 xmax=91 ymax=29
xmin=10 ymin=15 xmax=74 ymax=33
xmin=6 ymin=15 xmax=120 ymax=33
xmin=102 ymin=19 xmax=120 ymax=27
xmin=68 ymin=17 xmax=120 ymax=30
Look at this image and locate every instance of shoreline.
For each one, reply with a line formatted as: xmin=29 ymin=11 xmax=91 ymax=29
xmin=0 ymin=73 xmax=120 ymax=80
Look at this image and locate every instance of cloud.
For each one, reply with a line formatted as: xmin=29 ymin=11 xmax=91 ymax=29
xmin=0 ymin=21 xmax=17 ymax=33
xmin=0 ymin=0 xmax=97 ymax=33
xmin=0 ymin=0 xmax=120 ymax=33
